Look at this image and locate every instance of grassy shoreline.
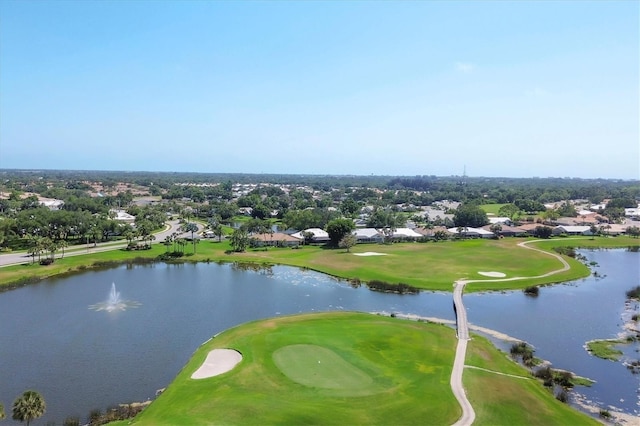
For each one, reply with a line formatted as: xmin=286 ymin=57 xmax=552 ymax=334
xmin=1 ymin=236 xmax=638 ymax=293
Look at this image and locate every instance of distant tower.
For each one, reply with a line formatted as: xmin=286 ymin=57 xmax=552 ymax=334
xmin=457 ymin=165 xmax=467 ymax=196
xmin=458 ymin=165 xmax=467 ymax=186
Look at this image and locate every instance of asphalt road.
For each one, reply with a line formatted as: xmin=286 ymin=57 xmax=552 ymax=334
xmin=0 ymin=220 xmax=185 ymax=268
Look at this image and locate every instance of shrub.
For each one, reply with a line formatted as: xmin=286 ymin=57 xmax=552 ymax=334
xmin=64 ymin=417 xmax=80 ymax=426
xmin=599 ymin=409 xmax=611 ymax=419
xmin=524 ymin=286 xmax=539 ymax=296
xmin=625 ymin=286 xmax=640 ymax=300
xmin=39 ymin=258 xmax=54 ymax=265
xmin=366 ymin=280 xmax=419 ymax=294
xmin=555 ymin=389 xmax=569 ymax=403
xmin=553 ymin=370 xmax=574 ymax=388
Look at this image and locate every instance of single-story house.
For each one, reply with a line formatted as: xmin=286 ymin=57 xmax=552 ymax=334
xmin=390 ymin=228 xmax=423 ymax=240
xmin=290 ymin=228 xmax=330 ymax=243
xmin=552 ymin=225 xmax=593 ymax=236
xmin=39 ymin=198 xmax=65 ymax=210
xmin=353 ymin=228 xmax=383 ymax=243
xmin=111 ymin=209 xmax=136 ymax=223
xmin=516 ymin=223 xmax=544 ymax=236
xmin=413 ymin=226 xmax=449 ymax=239
xmin=625 ymin=208 xmax=640 ymax=218
xmin=481 ymin=224 xmax=527 ymax=237
xmin=600 ymin=224 xmax=629 ymax=236
xmin=488 ymin=217 xmax=513 ymax=226
xmin=250 ymin=232 xmax=301 ymax=247
xmin=447 ymin=227 xmax=494 ymax=239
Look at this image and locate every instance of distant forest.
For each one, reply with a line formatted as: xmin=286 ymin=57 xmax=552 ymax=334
xmin=1 ymin=169 xmax=638 ymax=205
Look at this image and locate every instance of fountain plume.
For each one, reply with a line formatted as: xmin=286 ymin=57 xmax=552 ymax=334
xmin=89 ymin=283 xmax=140 ymax=312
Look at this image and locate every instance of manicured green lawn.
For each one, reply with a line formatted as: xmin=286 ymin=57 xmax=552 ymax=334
xmin=480 ymin=203 xmax=508 ymax=215
xmin=2 ymin=236 xmax=637 ymax=292
xmin=128 ymin=312 xmax=460 ymax=425
xmin=464 ymin=335 xmax=598 ymax=425
xmin=122 ymin=312 xmax=596 ymax=425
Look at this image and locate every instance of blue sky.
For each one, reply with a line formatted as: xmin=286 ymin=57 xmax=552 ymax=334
xmin=0 ymin=1 xmax=638 ymax=179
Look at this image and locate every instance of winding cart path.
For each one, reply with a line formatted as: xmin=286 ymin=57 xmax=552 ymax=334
xmin=449 ymin=239 xmax=572 ymax=425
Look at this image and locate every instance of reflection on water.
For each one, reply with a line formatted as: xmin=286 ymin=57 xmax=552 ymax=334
xmin=0 ymin=249 xmax=637 ymax=424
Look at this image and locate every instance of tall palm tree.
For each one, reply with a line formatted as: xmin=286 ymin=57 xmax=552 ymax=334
xmin=163 ymin=236 xmax=173 ymax=252
xmin=57 ymin=239 xmax=69 ymax=258
xmin=183 ymin=222 xmax=199 ymax=253
xmin=213 ymin=224 xmax=224 ymax=242
xmin=12 ymin=390 xmax=46 ymax=426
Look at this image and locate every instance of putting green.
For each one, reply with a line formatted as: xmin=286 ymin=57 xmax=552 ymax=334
xmin=273 ymin=344 xmax=377 ymax=394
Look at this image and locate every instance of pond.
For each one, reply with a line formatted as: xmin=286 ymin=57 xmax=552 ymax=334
xmin=0 ymin=249 xmax=637 ymax=424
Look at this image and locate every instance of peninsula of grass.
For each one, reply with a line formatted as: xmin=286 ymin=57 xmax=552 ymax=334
xmin=586 ymin=339 xmax=624 ymax=361
xmin=126 ymin=312 xmax=460 ymax=425
xmin=1 ymin=236 xmax=637 ymax=292
xmin=121 ymin=312 xmax=597 ymax=425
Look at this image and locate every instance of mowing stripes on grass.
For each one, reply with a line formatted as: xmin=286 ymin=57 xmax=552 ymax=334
xmin=273 ymin=344 xmax=376 ymax=393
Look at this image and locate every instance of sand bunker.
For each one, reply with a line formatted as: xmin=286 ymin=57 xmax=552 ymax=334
xmin=191 ymin=349 xmax=242 ymax=379
xmin=353 ymin=252 xmax=388 ymax=257
xmin=478 ymin=271 xmax=506 ymax=278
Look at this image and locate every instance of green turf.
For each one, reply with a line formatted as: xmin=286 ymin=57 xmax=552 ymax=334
xmin=480 ymin=203 xmax=508 ymax=215
xmin=272 ymin=344 xmax=378 ymax=395
xmin=122 ymin=312 xmax=596 ymax=425
xmin=1 ymin=236 xmax=637 ymax=292
xmin=464 ymin=335 xmax=598 ymax=425
xmin=128 ymin=312 xmax=460 ymax=425
xmin=586 ymin=339 xmax=624 ymax=361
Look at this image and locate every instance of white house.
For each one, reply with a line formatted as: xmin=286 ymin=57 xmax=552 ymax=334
xmin=111 ymin=209 xmax=136 ymax=223
xmin=390 ymin=228 xmax=423 ymax=240
xmin=447 ymin=227 xmax=494 ymax=239
xmin=290 ymin=228 xmax=330 ymax=243
xmin=353 ymin=228 xmax=383 ymax=243
xmin=488 ymin=217 xmax=513 ymax=226
xmin=39 ymin=198 xmax=64 ymax=210
xmin=625 ymin=208 xmax=640 ymax=218
xmin=552 ymin=225 xmax=593 ymax=236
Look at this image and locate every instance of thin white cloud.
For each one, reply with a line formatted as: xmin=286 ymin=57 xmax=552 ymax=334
xmin=455 ymin=62 xmax=475 ymax=73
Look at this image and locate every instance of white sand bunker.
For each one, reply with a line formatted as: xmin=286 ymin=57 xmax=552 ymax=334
xmin=191 ymin=349 xmax=242 ymax=379
xmin=353 ymin=252 xmax=388 ymax=257
xmin=478 ymin=271 xmax=506 ymax=278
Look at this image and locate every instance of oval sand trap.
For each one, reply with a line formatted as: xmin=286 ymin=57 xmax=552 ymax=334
xmin=353 ymin=252 xmax=387 ymax=256
xmin=478 ymin=271 xmax=506 ymax=278
xmin=191 ymin=349 xmax=242 ymax=379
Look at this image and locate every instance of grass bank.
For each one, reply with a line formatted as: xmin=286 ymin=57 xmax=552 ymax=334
xmin=121 ymin=312 xmax=595 ymax=425
xmin=1 ymin=236 xmax=637 ymax=292
xmin=464 ymin=335 xmax=598 ymax=425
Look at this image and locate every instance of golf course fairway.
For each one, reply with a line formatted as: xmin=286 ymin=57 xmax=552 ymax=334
xmin=124 ymin=312 xmax=596 ymax=425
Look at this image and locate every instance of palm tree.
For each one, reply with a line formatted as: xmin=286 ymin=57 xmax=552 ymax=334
xmin=213 ymin=224 xmax=224 ymax=242
xmin=163 ymin=236 xmax=173 ymax=252
xmin=12 ymin=390 xmax=46 ymax=426
xmin=57 ymin=239 xmax=68 ymax=258
xmin=183 ymin=222 xmax=199 ymax=253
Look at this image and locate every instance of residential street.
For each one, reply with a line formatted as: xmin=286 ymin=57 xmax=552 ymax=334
xmin=0 ymin=220 xmax=184 ymax=268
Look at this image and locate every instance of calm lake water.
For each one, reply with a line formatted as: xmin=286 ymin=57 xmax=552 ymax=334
xmin=0 ymin=249 xmax=638 ymax=424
